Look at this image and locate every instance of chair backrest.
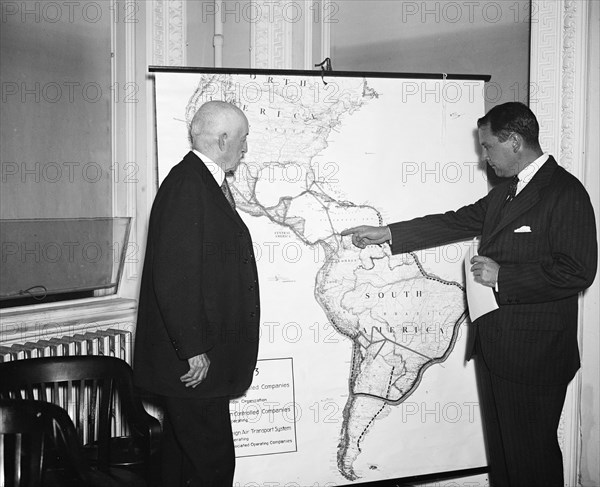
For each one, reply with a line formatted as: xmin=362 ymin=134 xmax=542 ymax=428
xmin=0 ymin=398 xmax=111 ymax=486
xmin=0 ymin=399 xmax=45 ymax=487
xmin=0 ymin=356 xmax=140 ymax=471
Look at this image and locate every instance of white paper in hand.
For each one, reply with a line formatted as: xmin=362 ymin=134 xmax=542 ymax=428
xmin=465 ymin=238 xmax=499 ymax=322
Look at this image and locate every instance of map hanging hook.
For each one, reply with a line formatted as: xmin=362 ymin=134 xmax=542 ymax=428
xmin=19 ymin=285 xmax=48 ymax=300
xmin=314 ymin=57 xmax=333 ymax=85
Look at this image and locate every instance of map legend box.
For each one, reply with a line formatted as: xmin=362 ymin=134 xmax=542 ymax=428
xmin=230 ymin=357 xmax=297 ymax=457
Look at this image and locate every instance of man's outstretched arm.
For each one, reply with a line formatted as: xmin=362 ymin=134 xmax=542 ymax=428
xmin=340 ymin=225 xmax=392 ymax=249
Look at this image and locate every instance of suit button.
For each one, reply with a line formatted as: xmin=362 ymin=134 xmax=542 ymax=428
xmin=249 ymin=312 xmax=256 ymax=318
xmin=243 ymin=258 xmax=249 ymax=264
xmin=248 ymin=285 xmax=254 ymax=291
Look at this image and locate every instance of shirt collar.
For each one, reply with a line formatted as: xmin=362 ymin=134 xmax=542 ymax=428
xmin=515 ymin=153 xmax=549 ymax=194
xmin=518 ymin=153 xmax=549 ymax=185
xmin=193 ymin=149 xmax=225 ymax=186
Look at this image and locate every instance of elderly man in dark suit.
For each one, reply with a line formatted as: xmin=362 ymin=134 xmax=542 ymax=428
xmin=342 ymin=102 xmax=597 ymax=487
xmin=134 ymin=101 xmax=260 ymax=487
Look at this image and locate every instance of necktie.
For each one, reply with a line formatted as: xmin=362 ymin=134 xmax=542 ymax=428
xmin=505 ymin=175 xmax=519 ymax=203
xmin=496 ymin=175 xmax=519 ymax=224
xmin=221 ymin=178 xmax=236 ymax=210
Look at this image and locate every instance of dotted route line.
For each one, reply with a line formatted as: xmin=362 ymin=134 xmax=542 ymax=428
xmin=356 ymin=366 xmax=395 ymax=452
xmin=410 ymin=252 xmax=465 ymax=292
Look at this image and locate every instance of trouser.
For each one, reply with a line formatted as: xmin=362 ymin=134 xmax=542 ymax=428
xmin=473 ymin=344 xmax=568 ymax=487
xmin=161 ymin=396 xmax=235 ymax=487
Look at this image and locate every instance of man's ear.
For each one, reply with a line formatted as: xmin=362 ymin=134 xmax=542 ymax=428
xmin=218 ymin=133 xmax=228 ymax=151
xmin=509 ymin=132 xmax=522 ymax=153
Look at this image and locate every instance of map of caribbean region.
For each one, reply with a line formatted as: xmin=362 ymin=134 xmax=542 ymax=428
xmin=155 ymin=71 xmax=489 ymax=486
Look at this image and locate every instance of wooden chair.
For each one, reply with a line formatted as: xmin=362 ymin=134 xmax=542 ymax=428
xmin=0 ymin=399 xmax=45 ymax=487
xmin=1 ymin=398 xmax=146 ymax=487
xmin=0 ymin=356 xmax=161 ymax=486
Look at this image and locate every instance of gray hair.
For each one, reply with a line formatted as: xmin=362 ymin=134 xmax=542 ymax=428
xmin=189 ymin=101 xmax=244 ymax=150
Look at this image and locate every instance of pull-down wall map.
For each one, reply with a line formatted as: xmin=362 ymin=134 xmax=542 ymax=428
xmin=153 ymin=69 xmax=489 ymax=486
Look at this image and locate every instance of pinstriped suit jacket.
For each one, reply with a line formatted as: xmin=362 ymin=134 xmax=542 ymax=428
xmin=389 ymin=157 xmax=597 ymax=385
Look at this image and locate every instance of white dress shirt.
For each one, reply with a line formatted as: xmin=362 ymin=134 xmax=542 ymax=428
xmin=193 ymin=149 xmax=225 ymax=186
xmin=515 ymin=153 xmax=549 ymax=195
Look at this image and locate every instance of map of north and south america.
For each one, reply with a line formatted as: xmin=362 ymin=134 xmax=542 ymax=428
xmin=156 ymin=72 xmax=487 ymax=485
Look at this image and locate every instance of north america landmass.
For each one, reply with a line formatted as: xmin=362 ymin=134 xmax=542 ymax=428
xmin=185 ymin=74 xmax=467 ymax=481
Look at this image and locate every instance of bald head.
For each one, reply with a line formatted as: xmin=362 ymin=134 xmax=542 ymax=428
xmin=190 ymin=101 xmax=249 ymax=172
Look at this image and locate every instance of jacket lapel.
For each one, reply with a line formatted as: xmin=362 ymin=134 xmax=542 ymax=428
xmin=183 ymin=151 xmax=247 ymax=229
xmin=481 ymin=157 xmax=558 ymax=246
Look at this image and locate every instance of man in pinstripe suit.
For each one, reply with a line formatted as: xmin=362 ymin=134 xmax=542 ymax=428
xmin=342 ymin=102 xmax=597 ymax=487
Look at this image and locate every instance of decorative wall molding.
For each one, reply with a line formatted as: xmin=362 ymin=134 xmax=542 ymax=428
xmin=250 ymin=0 xmax=293 ymax=69
xmin=151 ymin=0 xmax=186 ymax=66
xmin=530 ymin=0 xmax=588 ymax=176
xmin=530 ymin=1 xmax=590 ymax=485
xmin=560 ymin=0 xmax=577 ymax=172
xmin=560 ymin=0 xmax=588 ymax=181
xmin=529 ymin=1 xmax=562 ymax=162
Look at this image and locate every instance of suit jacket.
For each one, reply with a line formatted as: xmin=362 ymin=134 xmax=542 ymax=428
xmin=133 ymin=151 xmax=260 ymax=398
xmin=389 ymin=157 xmax=597 ymax=385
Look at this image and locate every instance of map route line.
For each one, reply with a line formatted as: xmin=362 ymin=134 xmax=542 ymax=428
xmin=368 ymin=327 xmax=386 ymax=344
xmin=371 ymin=340 xmax=386 ymax=361
xmin=409 ymin=251 xmax=466 ymax=292
xmin=356 ymin=404 xmax=385 ymax=453
xmin=357 ymin=328 xmax=435 ymax=361
xmin=349 ymin=307 xmax=468 ymax=404
xmin=231 ymin=173 xmax=382 ymax=256
xmin=356 ymin=367 xmax=395 ymax=453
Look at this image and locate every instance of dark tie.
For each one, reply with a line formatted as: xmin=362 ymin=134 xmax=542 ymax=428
xmin=497 ymin=175 xmax=519 ymax=224
xmin=506 ymin=175 xmax=519 ymax=203
xmin=221 ymin=178 xmax=236 ymax=209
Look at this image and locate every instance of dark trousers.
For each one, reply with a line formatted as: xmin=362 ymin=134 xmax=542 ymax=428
xmin=161 ymin=396 xmax=235 ymax=487
xmin=474 ymin=345 xmax=568 ymax=487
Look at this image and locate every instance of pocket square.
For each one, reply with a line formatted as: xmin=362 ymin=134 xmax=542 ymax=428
xmin=514 ymin=225 xmax=532 ymax=233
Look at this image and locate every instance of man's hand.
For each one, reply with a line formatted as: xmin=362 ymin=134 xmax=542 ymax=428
xmin=180 ymin=353 xmax=210 ymax=388
xmin=470 ymin=255 xmax=500 ymax=288
xmin=341 ymin=226 xmax=392 ymax=249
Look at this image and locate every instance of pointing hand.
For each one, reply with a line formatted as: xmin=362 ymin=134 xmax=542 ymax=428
xmin=341 ymin=226 xmax=392 ymax=249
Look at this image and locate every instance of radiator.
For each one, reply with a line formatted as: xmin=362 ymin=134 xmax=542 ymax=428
xmin=0 ymin=328 xmax=132 ymax=364
xmin=0 ymin=328 xmax=133 ymax=439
